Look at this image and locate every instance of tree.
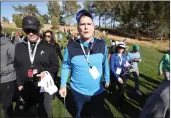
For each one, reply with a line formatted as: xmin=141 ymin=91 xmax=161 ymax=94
xmin=62 ymin=1 xmax=80 ymax=25
xmin=12 ymin=4 xmax=40 ymax=16
xmin=47 ymin=1 xmax=61 ymax=18
xmin=142 ymin=1 xmax=170 ymax=40
xmin=36 ymin=16 xmax=44 ymax=28
xmin=51 ymin=16 xmax=59 ymax=29
xmin=83 ymin=1 xmax=106 ymax=28
xmin=59 ymin=16 xmax=66 ymax=25
xmin=47 ymin=1 xmax=61 ymax=29
xmin=40 ymin=14 xmax=49 ymax=24
xmin=12 ymin=14 xmax=22 ymax=28
xmin=2 ymin=17 xmax=10 ymax=23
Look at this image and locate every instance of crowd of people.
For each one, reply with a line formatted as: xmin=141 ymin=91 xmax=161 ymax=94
xmin=0 ymin=9 xmax=170 ymax=118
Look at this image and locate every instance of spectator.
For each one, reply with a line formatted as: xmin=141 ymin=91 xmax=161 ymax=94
xmin=66 ymin=32 xmax=73 ymax=43
xmin=58 ymin=31 xmax=63 ymax=41
xmin=127 ymin=44 xmax=142 ymax=95
xmin=110 ymin=41 xmax=129 ymax=109
xmin=0 ymin=23 xmax=16 ymax=118
xmin=15 ymin=32 xmax=25 ymax=44
xmin=59 ymin=9 xmax=110 ymax=117
xmin=10 ymin=32 xmax=15 ymax=44
xmin=44 ymin=30 xmax=63 ymax=62
xmin=14 ymin=16 xmax=59 ymax=117
xmin=108 ymin=40 xmax=119 ymax=61
xmin=158 ymin=49 xmax=170 ymax=80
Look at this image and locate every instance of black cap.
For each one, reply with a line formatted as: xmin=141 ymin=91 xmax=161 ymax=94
xmin=76 ymin=10 xmax=93 ymax=23
xmin=22 ymin=16 xmax=40 ymax=31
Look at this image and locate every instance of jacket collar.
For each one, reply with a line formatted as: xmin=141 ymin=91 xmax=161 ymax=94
xmin=23 ymin=37 xmax=42 ymax=45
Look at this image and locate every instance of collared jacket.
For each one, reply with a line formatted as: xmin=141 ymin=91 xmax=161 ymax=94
xmin=0 ymin=36 xmax=16 ymax=83
xmin=158 ymin=53 xmax=170 ymax=73
xmin=14 ymin=37 xmax=59 ymax=87
xmin=60 ymin=38 xmax=109 ymax=96
xmin=110 ymin=53 xmax=127 ymax=80
xmin=127 ymin=51 xmax=141 ymax=69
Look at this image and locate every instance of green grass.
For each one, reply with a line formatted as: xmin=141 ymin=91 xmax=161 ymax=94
xmin=1 ymin=28 xmax=165 ymax=117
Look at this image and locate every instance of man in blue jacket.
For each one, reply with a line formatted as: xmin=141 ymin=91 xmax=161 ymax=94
xmin=59 ymin=10 xmax=110 ymax=117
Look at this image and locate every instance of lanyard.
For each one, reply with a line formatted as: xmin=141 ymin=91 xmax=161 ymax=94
xmin=28 ymin=39 xmax=40 ymax=67
xmin=80 ymin=40 xmax=93 ymax=68
xmin=118 ymin=54 xmax=123 ymax=65
xmin=19 ymin=37 xmax=24 ymax=42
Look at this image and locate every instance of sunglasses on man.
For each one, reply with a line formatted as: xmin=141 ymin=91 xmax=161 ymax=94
xmin=24 ymin=29 xmax=39 ymax=34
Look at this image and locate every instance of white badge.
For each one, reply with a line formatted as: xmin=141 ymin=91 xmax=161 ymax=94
xmin=116 ymin=68 xmax=122 ymax=75
xmin=89 ymin=66 xmax=100 ymax=80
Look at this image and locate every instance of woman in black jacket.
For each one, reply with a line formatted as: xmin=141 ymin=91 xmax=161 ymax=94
xmin=43 ymin=30 xmax=63 ymax=91
xmin=44 ymin=30 xmax=63 ymax=61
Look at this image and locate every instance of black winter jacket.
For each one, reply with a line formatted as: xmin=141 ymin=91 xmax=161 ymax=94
xmin=14 ymin=38 xmax=59 ymax=87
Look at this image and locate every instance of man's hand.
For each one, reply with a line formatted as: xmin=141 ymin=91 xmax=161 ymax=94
xmin=18 ymin=86 xmax=24 ymax=91
xmin=158 ymin=72 xmax=163 ymax=75
xmin=105 ymin=82 xmax=110 ymax=88
xmin=134 ymin=58 xmax=138 ymax=62
xmin=36 ymin=72 xmax=46 ymax=79
xmin=118 ymin=77 xmax=124 ymax=84
xmin=59 ymin=86 xmax=67 ymax=98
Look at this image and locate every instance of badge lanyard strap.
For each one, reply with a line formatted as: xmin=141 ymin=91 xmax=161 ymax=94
xmin=80 ymin=40 xmax=93 ymax=68
xmin=118 ymin=54 xmax=123 ymax=66
xmin=19 ymin=37 xmax=24 ymax=42
xmin=28 ymin=39 xmax=40 ymax=68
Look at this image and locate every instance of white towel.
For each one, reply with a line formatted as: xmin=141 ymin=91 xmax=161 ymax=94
xmin=38 ymin=71 xmax=58 ymax=95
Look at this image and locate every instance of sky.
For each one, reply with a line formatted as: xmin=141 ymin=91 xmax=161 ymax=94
xmin=1 ymin=1 xmax=100 ymax=25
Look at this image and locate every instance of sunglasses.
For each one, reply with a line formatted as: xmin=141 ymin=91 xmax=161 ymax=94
xmin=45 ymin=35 xmax=51 ymax=38
xmin=24 ymin=29 xmax=38 ymax=34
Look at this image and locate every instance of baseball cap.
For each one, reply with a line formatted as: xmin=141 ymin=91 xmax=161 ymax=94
xmin=22 ymin=16 xmax=40 ymax=31
xmin=76 ymin=9 xmax=93 ymax=22
xmin=133 ymin=44 xmax=140 ymax=51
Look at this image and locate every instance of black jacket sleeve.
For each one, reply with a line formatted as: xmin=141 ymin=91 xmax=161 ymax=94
xmin=47 ymin=47 xmax=60 ymax=77
xmin=55 ymin=43 xmax=63 ymax=61
xmin=14 ymin=44 xmax=23 ymax=87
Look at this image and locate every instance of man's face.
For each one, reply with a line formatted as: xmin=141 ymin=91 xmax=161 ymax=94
xmin=133 ymin=49 xmax=138 ymax=53
xmin=24 ymin=29 xmax=39 ymax=42
xmin=18 ymin=32 xmax=24 ymax=37
xmin=77 ymin=16 xmax=94 ymax=40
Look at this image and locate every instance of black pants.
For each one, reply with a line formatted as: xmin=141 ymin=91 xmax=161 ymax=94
xmin=0 ymin=81 xmax=16 ymax=118
xmin=110 ymin=72 xmax=129 ymax=107
xmin=14 ymin=81 xmax=53 ymax=118
xmin=131 ymin=71 xmax=139 ymax=91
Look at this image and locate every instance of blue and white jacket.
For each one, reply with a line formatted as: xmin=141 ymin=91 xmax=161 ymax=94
xmin=110 ymin=53 xmax=127 ymax=80
xmin=60 ymin=38 xmax=109 ymax=96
